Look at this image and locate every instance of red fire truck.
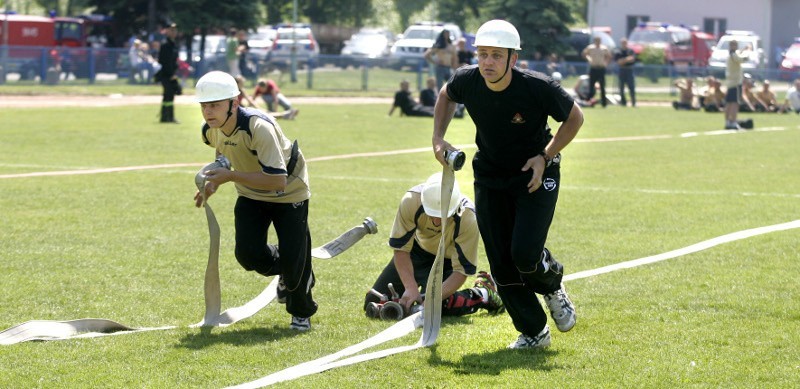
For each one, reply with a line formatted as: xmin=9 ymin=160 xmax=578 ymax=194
xmin=627 ymin=22 xmax=715 ymax=68
xmin=0 ymin=14 xmax=115 ymax=80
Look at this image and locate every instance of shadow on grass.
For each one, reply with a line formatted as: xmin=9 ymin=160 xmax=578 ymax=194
xmin=426 ymin=342 xmax=559 ymax=375
xmin=176 ymin=325 xmax=307 ymax=349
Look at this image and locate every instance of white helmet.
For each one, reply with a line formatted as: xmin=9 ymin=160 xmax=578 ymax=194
xmin=551 ymin=71 xmax=563 ymax=81
xmin=474 ymin=19 xmax=521 ymax=50
xmin=420 ymin=173 xmax=461 ymax=218
xmin=195 ymin=71 xmax=239 ymax=103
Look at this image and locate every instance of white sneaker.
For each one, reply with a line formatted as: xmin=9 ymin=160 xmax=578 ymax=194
xmin=290 ymin=316 xmax=311 ymax=331
xmin=508 ymin=325 xmax=551 ymax=349
xmin=544 ymin=284 xmax=576 ymax=332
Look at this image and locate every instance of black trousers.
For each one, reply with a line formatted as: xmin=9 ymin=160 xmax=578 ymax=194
xmin=588 ymin=67 xmax=607 ymax=107
xmin=474 ymin=165 xmax=564 ymax=337
xmin=234 ymin=196 xmax=317 ymax=318
xmin=618 ymin=68 xmax=636 ymax=106
xmin=160 ymin=77 xmax=178 ymax=122
xmin=364 ymin=242 xmax=482 ymax=316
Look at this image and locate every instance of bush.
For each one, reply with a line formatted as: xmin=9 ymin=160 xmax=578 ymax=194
xmin=639 ymin=46 xmax=666 ymax=82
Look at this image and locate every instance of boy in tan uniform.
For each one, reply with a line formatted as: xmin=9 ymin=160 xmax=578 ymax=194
xmin=364 ymin=173 xmax=503 ymax=317
xmin=194 ymin=71 xmax=316 ymax=331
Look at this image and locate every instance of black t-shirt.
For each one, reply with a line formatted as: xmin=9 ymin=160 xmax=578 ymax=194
xmin=446 ymin=65 xmax=574 ymax=180
xmin=393 ymin=90 xmax=417 ymax=115
xmin=420 ymin=88 xmax=437 ymax=107
xmin=614 ymin=48 xmax=636 ymax=68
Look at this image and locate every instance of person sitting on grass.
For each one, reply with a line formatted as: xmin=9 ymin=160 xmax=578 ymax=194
xmin=388 ymin=80 xmax=435 ymax=117
xmin=673 ymin=78 xmax=698 ymax=110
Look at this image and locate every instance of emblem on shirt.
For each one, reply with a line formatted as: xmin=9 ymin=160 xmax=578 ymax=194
xmin=224 ymin=140 xmax=238 ymax=147
xmin=511 ymin=113 xmax=525 ymax=124
xmin=543 ymin=178 xmax=557 ymax=191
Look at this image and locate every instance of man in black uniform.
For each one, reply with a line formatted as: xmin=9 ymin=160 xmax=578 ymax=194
xmin=432 ymin=20 xmax=584 ymax=349
xmin=614 ymin=37 xmax=637 ymax=107
xmin=157 ymin=23 xmax=180 ymax=123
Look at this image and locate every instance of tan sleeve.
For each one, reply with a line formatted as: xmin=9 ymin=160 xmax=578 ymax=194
xmin=388 ymin=191 xmax=422 ymax=252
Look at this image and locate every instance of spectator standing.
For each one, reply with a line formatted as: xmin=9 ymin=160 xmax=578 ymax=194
xmin=582 ymin=36 xmax=611 ymax=107
xmin=226 ymin=28 xmax=241 ymax=77
xmin=724 ymin=40 xmax=751 ymax=129
xmin=128 ymin=39 xmax=143 ymax=84
xmin=156 ymin=23 xmax=180 ymax=123
xmin=236 ymin=29 xmax=251 ymax=78
xmin=614 ymin=38 xmax=636 ymax=107
xmin=424 ymin=30 xmax=458 ymax=90
xmin=432 ymin=19 xmax=582 ymax=349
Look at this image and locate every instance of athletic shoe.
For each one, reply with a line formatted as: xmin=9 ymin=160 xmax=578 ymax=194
xmin=290 ymin=316 xmax=311 ymax=331
xmin=288 ymin=108 xmax=299 ymax=120
xmin=544 ymin=284 xmax=576 ymax=332
xmin=473 ymin=271 xmax=505 ymax=315
xmin=508 ymin=325 xmax=551 ymax=349
xmin=276 ymin=276 xmax=287 ymax=304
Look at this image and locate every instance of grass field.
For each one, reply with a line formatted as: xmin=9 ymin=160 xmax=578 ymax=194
xmin=0 ymin=100 xmax=798 ymax=388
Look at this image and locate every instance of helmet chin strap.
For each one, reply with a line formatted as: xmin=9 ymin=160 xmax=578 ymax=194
xmin=219 ymin=100 xmax=234 ymax=127
xmin=489 ymin=49 xmax=513 ymax=84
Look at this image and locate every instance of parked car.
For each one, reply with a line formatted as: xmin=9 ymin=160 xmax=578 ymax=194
xmin=389 ymin=21 xmax=462 ymax=70
xmin=561 ymin=28 xmax=616 ymax=63
xmin=708 ymin=30 xmax=767 ymax=76
xmin=248 ymin=26 xmax=276 ymax=64
xmin=778 ymin=39 xmax=800 ymax=80
xmin=269 ymin=23 xmax=319 ymax=68
xmin=627 ymin=22 xmax=715 ymax=67
xmin=180 ymin=34 xmax=228 ymax=73
xmin=339 ymin=27 xmax=395 ymax=68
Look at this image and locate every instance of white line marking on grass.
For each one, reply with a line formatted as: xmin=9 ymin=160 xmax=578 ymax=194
xmin=0 ymin=163 xmax=203 ymax=179
xmin=566 ymin=185 xmax=800 ymax=199
xmin=564 ymin=219 xmax=800 ymax=281
xmin=229 ymin=220 xmax=800 ymax=387
xmin=2 ymin=124 xmax=796 ymax=180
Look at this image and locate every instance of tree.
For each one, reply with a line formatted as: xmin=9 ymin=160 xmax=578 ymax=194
xmin=484 ymin=0 xmax=576 ymax=58
xmin=391 ymin=0 xmax=427 ymax=31
xmin=436 ymin=0 xmax=482 ymax=31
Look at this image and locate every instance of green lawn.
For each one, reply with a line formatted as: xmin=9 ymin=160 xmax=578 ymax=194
xmin=0 ymin=102 xmax=798 ymax=388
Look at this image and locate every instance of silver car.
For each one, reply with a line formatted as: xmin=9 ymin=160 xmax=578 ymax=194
xmin=708 ymin=31 xmax=766 ymax=76
xmin=269 ymin=24 xmax=320 ymax=68
xmin=339 ymin=28 xmax=395 ymax=68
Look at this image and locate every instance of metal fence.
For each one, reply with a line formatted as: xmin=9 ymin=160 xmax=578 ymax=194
xmin=1 ymin=46 xmax=798 ymax=93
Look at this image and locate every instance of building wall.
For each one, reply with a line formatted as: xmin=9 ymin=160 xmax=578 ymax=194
xmin=771 ymin=0 xmax=800 ymax=59
xmin=588 ymin=0 xmax=776 ymax=61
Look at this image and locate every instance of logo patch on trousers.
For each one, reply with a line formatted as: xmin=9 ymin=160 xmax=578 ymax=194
xmin=543 ymin=178 xmax=557 ymax=191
